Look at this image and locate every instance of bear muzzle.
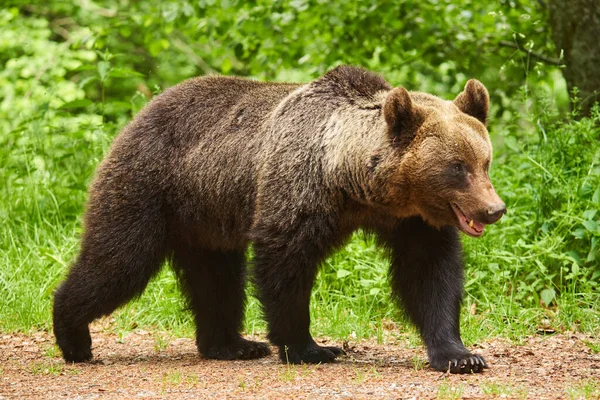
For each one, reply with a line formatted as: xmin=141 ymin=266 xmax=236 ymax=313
xmin=484 ymin=202 xmax=507 ymax=224
xmin=451 ymin=200 xmax=506 ymax=237
xmin=451 ymin=203 xmax=485 ymax=237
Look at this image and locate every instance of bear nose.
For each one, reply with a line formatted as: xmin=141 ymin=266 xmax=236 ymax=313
xmin=486 ymin=202 xmax=507 ymax=223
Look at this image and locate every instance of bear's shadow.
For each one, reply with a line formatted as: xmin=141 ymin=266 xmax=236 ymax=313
xmin=88 ymin=348 xmax=415 ymax=370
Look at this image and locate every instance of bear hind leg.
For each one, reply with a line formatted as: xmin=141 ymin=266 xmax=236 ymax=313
xmin=53 ymin=207 xmax=167 ymax=363
xmin=252 ymin=215 xmax=345 ymax=364
xmin=171 ymin=245 xmax=270 ymax=360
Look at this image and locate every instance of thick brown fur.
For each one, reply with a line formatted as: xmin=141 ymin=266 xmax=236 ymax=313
xmin=53 ymin=66 xmax=505 ymax=373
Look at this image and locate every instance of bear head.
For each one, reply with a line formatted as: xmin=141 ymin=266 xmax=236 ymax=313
xmin=381 ymin=79 xmax=506 ymax=237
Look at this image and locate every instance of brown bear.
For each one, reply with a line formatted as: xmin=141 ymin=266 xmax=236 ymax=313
xmin=53 ymin=66 xmax=505 ymax=374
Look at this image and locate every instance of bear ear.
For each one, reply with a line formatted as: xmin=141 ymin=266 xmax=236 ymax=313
xmin=454 ymin=79 xmax=489 ymax=125
xmin=383 ymin=87 xmax=424 ymax=143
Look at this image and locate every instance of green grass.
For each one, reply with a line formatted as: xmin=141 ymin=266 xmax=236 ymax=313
xmin=481 ymin=382 xmax=528 ymax=399
xmin=30 ymin=361 xmax=64 ymax=376
xmin=43 ymin=344 xmax=60 ymax=358
xmin=162 ymin=370 xmax=182 ymax=386
xmin=437 ymin=382 xmax=464 ymax=400
xmin=412 ymin=355 xmax=428 ymax=371
xmin=566 ymin=379 xmax=600 ymax=400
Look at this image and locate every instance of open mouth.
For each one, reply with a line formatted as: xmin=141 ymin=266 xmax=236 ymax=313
xmin=451 ymin=203 xmax=485 ymax=237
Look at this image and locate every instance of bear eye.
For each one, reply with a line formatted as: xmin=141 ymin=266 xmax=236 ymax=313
xmin=452 ymin=163 xmax=465 ymax=175
xmin=484 ymin=159 xmax=490 ymax=173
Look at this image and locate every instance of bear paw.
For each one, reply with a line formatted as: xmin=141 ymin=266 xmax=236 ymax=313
xmin=62 ymin=346 xmax=93 ymax=363
xmin=279 ymin=342 xmax=345 ymax=364
xmin=56 ymin=326 xmax=93 ymax=363
xmin=430 ymin=352 xmax=487 ymax=374
xmin=202 ymin=338 xmax=271 ymax=360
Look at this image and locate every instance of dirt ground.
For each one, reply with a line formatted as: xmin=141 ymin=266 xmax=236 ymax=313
xmin=1 ymin=324 xmax=599 ymax=399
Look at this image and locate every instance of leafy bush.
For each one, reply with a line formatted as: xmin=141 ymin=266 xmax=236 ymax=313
xmin=462 ymin=103 xmax=600 ymax=333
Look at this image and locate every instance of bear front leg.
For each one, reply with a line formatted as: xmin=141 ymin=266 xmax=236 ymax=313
xmin=381 ymin=217 xmax=487 ymax=374
xmin=252 ymin=215 xmax=345 ymax=364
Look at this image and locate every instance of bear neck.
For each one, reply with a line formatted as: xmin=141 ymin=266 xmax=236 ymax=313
xmin=320 ymin=102 xmax=414 ymax=217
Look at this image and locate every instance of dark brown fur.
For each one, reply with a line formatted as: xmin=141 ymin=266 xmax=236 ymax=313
xmin=53 ymin=66 xmax=504 ymax=373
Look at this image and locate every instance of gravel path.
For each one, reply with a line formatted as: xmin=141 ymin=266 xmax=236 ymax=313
xmin=1 ymin=327 xmax=598 ymax=399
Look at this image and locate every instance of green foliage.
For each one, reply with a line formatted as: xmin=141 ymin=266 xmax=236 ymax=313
xmin=4 ymin=1 xmax=561 ymax=110
xmin=465 ymin=105 xmax=600 ymax=311
xmin=0 ymin=1 xmax=598 ymax=342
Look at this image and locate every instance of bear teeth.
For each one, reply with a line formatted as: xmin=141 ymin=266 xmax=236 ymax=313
xmin=468 ymin=219 xmax=474 ymax=228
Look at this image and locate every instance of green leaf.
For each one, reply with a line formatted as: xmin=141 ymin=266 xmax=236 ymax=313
xmin=148 ymin=40 xmax=163 ymax=57
xmin=221 ymin=58 xmax=232 ymax=74
xmin=593 ymin=188 xmax=600 ymax=204
xmin=572 ymin=228 xmax=587 ymax=239
xmin=59 ymin=99 xmax=92 ymax=109
xmin=369 ymin=288 xmax=381 ymax=296
xmin=587 ymin=249 xmax=597 ymax=263
xmin=582 ymin=220 xmax=598 ymax=233
xmin=162 ymin=6 xmax=178 ymax=23
xmin=541 ymin=222 xmax=550 ymax=233
xmin=566 ymin=251 xmax=582 ymax=265
xmin=290 ymin=0 xmax=309 ymax=11
xmin=110 ymin=68 xmax=144 ymax=78
xmin=571 ymin=262 xmax=580 ymax=276
xmin=71 ymin=65 xmax=97 ymax=72
xmin=97 ymin=61 xmax=111 ymax=81
xmin=78 ymin=76 xmax=98 ymax=89
xmin=119 ymin=26 xmax=132 ymax=38
xmin=487 ymin=263 xmax=499 ymax=272
xmin=583 ymin=209 xmax=598 ymax=220
xmin=588 ymin=237 xmax=599 ymax=262
xmin=540 ymin=288 xmax=555 ymax=307
xmin=336 ymin=269 xmax=351 ymax=279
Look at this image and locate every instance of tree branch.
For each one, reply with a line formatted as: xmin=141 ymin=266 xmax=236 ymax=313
xmin=499 ymin=40 xmax=564 ymax=66
xmin=170 ymin=37 xmax=217 ymax=75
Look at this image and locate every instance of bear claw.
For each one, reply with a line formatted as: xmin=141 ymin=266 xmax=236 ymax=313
xmin=280 ymin=342 xmax=346 ymax=364
xmin=431 ymin=353 xmax=487 ymax=374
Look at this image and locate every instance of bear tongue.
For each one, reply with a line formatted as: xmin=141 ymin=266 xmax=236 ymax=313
xmin=471 ymin=220 xmax=485 ymax=232
xmin=460 ymin=217 xmax=485 ymax=237
xmin=452 ymin=203 xmax=486 ymax=237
